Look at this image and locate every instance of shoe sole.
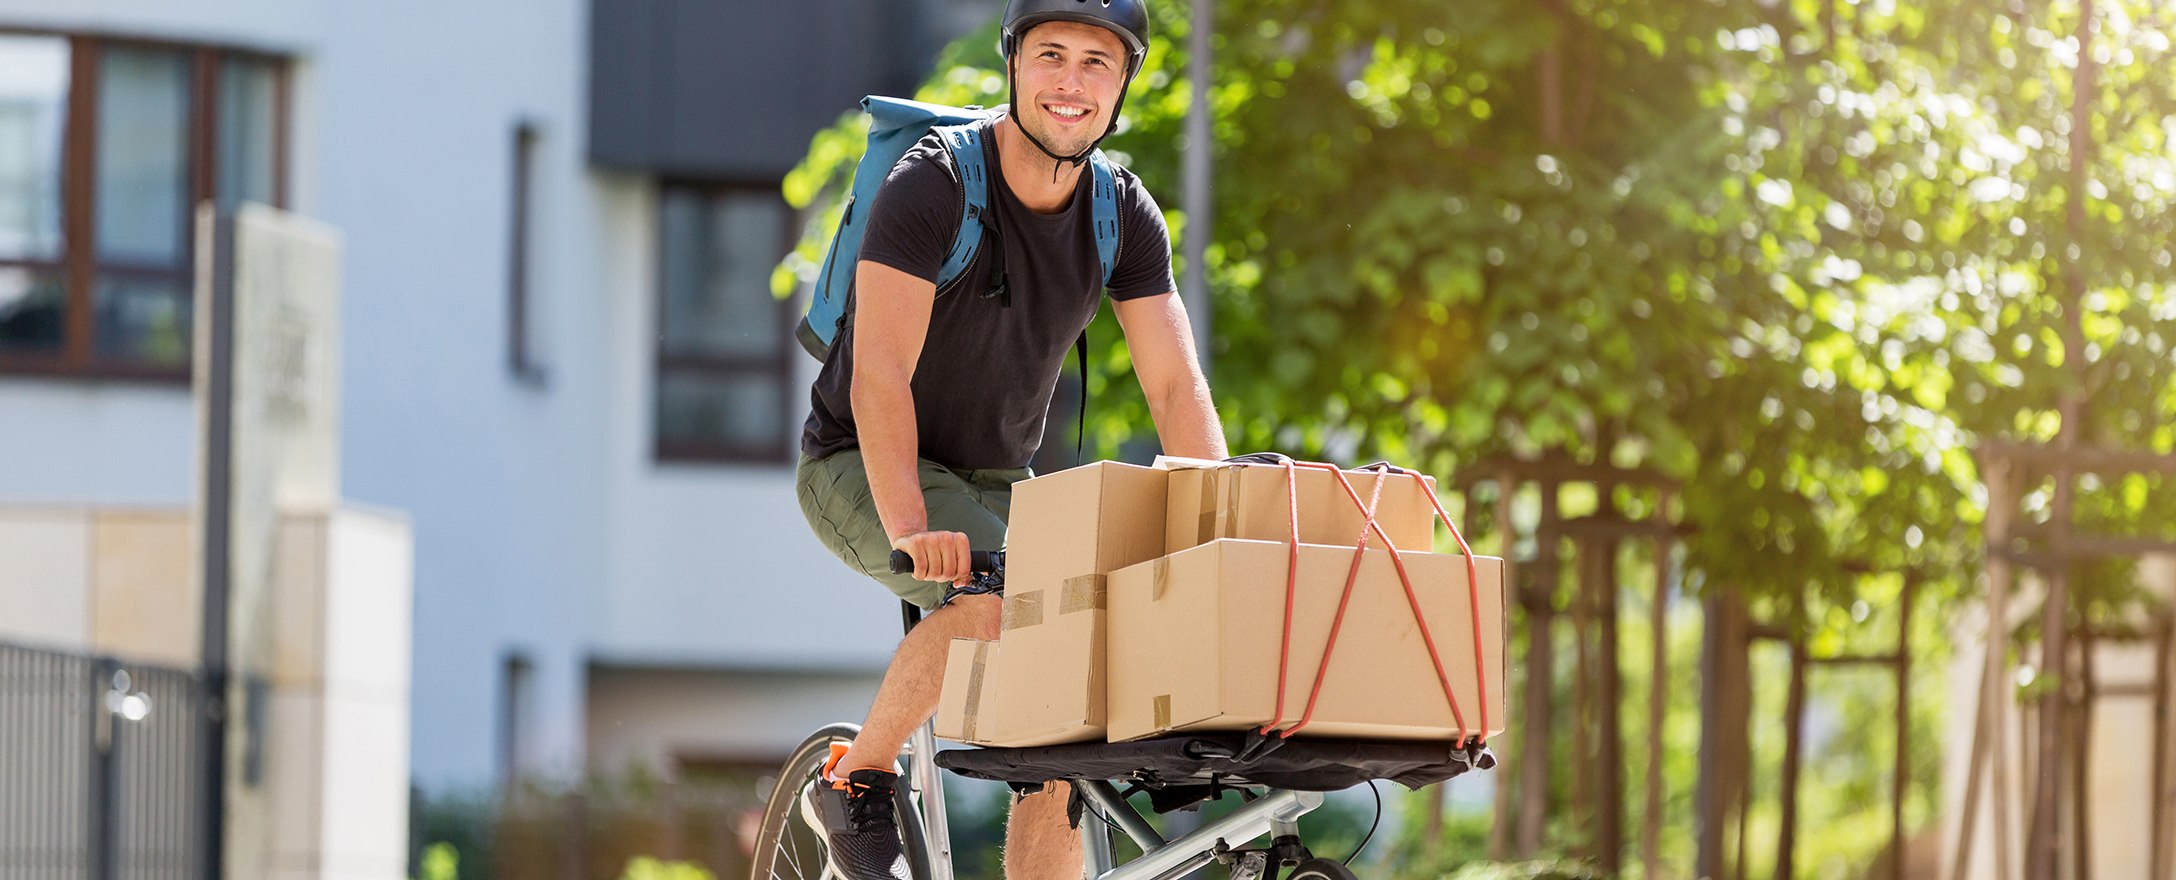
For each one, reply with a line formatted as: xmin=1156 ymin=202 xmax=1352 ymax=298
xmin=795 ymin=775 xmax=847 ymax=880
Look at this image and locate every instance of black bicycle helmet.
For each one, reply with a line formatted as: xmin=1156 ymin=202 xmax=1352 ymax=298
xmin=998 ymin=0 xmax=1152 ymax=166
xmin=1001 ymin=0 xmax=1151 ymax=78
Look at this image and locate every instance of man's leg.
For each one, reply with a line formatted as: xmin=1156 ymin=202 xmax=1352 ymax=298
xmin=834 ymin=592 xmax=1000 ymax=774
xmin=795 ymin=450 xmax=1027 ymax=880
xmin=1004 ymin=782 xmax=1084 ymax=880
xmin=797 ymin=451 xmax=1017 ymax=773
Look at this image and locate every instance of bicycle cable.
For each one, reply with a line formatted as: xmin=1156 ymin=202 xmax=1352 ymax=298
xmin=1344 ymin=781 xmax=1382 ymax=866
xmin=1072 ymin=787 xmax=1128 ymax=836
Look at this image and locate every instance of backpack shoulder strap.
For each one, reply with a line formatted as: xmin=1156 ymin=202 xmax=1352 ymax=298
xmin=931 ymin=120 xmax=993 ymax=293
xmin=1087 ymin=151 xmax=1121 ymax=288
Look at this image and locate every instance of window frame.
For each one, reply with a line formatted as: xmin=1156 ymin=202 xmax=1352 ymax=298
xmin=0 ymin=28 xmax=290 ymax=384
xmin=650 ymin=179 xmax=798 ymax=466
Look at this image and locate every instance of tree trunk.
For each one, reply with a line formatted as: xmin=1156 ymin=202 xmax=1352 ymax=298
xmin=1642 ymin=541 xmax=1671 ymax=880
xmin=2070 ymin=633 xmax=2095 ymax=880
xmin=1776 ymin=633 xmax=1807 ymax=880
xmin=1698 ymin=589 xmax=1750 ymax=880
xmin=2152 ymin=613 xmax=2173 ymax=880
xmin=1518 ymin=485 xmax=1560 ymax=857
xmin=1571 ymin=535 xmax=1594 ymax=858
xmin=1891 ymin=578 xmax=1913 ymax=880
xmin=1490 ymin=479 xmax=1521 ymax=860
xmin=2030 ymin=2 xmax=2097 ymax=874
xmin=1597 ymin=538 xmax=1626 ymax=874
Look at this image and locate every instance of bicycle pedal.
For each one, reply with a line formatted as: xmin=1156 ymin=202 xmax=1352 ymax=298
xmin=1228 ymin=851 xmax=1270 ymax=880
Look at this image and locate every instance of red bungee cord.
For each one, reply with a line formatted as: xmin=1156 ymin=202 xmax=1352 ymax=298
xmin=1249 ymin=459 xmax=1491 ymax=748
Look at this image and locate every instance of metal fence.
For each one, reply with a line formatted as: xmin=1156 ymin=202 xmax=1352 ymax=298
xmin=0 ymin=641 xmax=208 ymax=880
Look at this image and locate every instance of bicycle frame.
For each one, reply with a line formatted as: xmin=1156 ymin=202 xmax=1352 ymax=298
xmin=907 ymin=722 xmax=955 ymax=880
xmin=895 ymin=591 xmax=1330 ymax=880
xmin=902 ymin=717 xmax=1327 ymax=880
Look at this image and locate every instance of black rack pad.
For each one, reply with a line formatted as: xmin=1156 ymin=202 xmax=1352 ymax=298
xmin=934 ymin=733 xmax=1495 ymax=792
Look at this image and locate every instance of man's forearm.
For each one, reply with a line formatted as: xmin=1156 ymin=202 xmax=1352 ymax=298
xmin=1149 ymin=378 xmax=1228 ymax=461
xmin=852 ymin=374 xmax=928 ymax=542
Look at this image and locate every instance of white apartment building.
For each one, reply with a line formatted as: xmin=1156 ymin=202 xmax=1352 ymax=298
xmin=0 ymin=0 xmax=990 ymax=798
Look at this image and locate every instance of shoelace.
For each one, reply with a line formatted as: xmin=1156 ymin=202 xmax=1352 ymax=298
xmin=841 ymin=773 xmax=898 ymax=833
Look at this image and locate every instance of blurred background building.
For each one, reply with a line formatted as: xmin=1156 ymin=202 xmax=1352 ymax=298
xmin=7 ymin=1 xmax=2174 ymax=879
xmin=0 ymin=1 xmax=996 ymax=876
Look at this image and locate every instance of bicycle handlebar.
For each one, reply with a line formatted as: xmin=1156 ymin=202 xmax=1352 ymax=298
xmin=888 ymin=549 xmax=1003 ymax=576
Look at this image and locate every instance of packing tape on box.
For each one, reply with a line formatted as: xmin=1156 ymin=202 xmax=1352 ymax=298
xmin=1002 ymin=590 xmax=1045 ymax=631
xmin=1197 ymin=471 xmax=1220 ymax=543
xmin=962 ymin=641 xmax=990 ymax=743
xmin=1216 ymin=467 xmax=1239 ymax=538
xmin=1060 ymin=575 xmax=1106 ymax=614
xmin=1153 ymin=694 xmax=1172 ymax=731
xmin=1150 ymin=557 xmax=1171 ymax=601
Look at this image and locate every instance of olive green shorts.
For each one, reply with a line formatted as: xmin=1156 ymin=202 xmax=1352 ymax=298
xmin=795 ymin=448 xmax=1032 ymax=610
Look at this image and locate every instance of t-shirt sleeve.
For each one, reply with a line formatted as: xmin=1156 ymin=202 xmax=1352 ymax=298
xmin=1106 ymin=169 xmax=1176 ymax=302
xmin=857 ymin=137 xmax=964 ymax=284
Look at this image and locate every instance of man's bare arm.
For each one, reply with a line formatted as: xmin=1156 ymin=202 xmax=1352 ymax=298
xmin=1113 ymin=291 xmax=1227 ymax=460
xmin=851 ymin=259 xmax=973 ymax=584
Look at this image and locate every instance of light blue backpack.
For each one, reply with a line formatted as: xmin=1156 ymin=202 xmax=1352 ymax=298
xmin=795 ymin=96 xmax=1122 ymax=361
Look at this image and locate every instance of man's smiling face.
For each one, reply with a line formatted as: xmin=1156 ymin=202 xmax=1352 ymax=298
xmin=1011 ymin=20 xmax=1129 ymax=157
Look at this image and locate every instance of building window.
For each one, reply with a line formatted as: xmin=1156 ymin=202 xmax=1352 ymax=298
xmin=507 ymin=121 xmax=547 ymax=385
xmin=499 ymin=652 xmax=534 ymax=788
xmin=654 ymin=183 xmax=794 ymax=464
xmin=0 ymin=33 xmax=288 ymax=382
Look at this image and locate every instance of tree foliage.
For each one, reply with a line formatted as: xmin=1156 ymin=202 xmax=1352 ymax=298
xmin=776 ymin=0 xmax=2176 ymax=618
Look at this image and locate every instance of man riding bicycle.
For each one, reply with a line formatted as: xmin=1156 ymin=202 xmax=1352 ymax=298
xmin=792 ymin=1 xmax=1226 ymax=878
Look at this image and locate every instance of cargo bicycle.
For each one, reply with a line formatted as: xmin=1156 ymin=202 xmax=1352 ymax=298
xmin=748 ymin=549 xmax=1494 ymax=880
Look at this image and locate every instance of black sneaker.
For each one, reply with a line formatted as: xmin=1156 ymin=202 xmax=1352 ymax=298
xmin=799 ymin=744 xmax=910 ymax=880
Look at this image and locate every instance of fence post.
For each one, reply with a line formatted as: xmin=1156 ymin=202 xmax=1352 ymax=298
xmin=88 ymin=657 xmax=120 ymax=880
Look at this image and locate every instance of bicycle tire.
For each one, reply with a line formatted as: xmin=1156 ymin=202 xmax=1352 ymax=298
xmin=750 ymin=723 xmax=933 ymax=880
xmin=1283 ymin=857 xmax=1361 ymax=880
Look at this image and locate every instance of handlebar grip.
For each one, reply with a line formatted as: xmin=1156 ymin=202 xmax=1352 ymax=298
xmin=888 ymin=549 xmax=1002 ymax=575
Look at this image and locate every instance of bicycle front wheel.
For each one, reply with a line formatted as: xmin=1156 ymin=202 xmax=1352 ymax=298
xmin=750 ymin=724 xmax=932 ymax=880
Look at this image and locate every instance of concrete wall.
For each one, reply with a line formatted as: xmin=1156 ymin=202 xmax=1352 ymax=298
xmin=0 ymin=503 xmax=415 ymax=880
xmin=0 ymin=506 xmax=200 ymax=665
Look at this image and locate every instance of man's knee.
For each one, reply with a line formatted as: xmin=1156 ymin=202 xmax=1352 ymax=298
xmin=1008 ymin=781 xmax=1074 ymax=823
xmin=934 ymin=593 xmax=1003 ymax=641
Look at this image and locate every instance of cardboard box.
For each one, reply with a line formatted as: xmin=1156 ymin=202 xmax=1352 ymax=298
xmin=1003 ymin=461 xmax=1168 ymax=591
xmin=1106 ymin=538 xmax=1506 ymax=743
xmin=964 ymin=460 xmax=1165 ymax=747
xmin=1157 ymin=458 xmax=1440 ymax=556
xmin=931 ymin=599 xmax=1109 ymax=747
xmin=982 ymin=580 xmax=1108 ymax=746
xmin=935 ymin=638 xmax=1002 ymax=745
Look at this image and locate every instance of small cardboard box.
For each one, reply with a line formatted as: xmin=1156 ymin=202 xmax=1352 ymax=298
xmin=1106 ymin=538 xmax=1506 ymax=743
xmin=935 ymin=638 xmax=1003 ymax=745
xmin=982 ymin=579 xmax=1108 ymax=746
xmin=1157 ymin=458 xmax=1439 ymax=556
xmin=1004 ymin=461 xmax=1168 ymax=591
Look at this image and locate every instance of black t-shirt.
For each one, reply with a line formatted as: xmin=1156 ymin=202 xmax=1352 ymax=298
xmin=800 ymin=126 xmax=1175 ymax=470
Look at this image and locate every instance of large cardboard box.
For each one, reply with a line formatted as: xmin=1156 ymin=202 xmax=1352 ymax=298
xmin=1004 ymin=461 xmax=1168 ymax=591
xmin=1106 ymin=538 xmax=1506 ymax=743
xmin=1158 ymin=458 xmax=1439 ymax=556
xmin=935 ymin=638 xmax=1003 ymax=745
